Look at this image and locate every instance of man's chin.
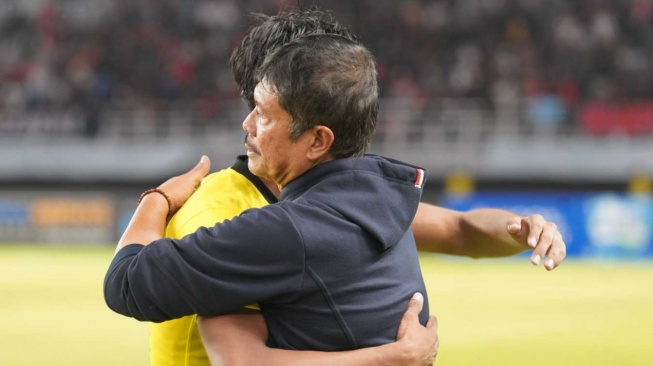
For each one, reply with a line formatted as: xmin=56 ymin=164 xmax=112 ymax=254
xmin=247 ymin=159 xmax=263 ymax=176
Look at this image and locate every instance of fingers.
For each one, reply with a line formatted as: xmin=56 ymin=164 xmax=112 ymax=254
xmin=529 ymin=220 xmax=556 ymax=266
xmin=426 ymin=314 xmax=438 ymax=331
xmin=396 ymin=292 xmax=424 ymax=340
xmin=544 ymin=232 xmax=566 ymax=270
xmin=507 ymin=216 xmax=536 ymax=245
xmin=157 ymin=156 xmax=212 ymax=215
xmin=524 ymin=214 xmax=544 ymax=249
xmin=426 ymin=315 xmax=439 ymax=364
xmin=506 ymin=217 xmax=523 ymax=236
xmin=518 ymin=214 xmax=566 ymax=271
xmin=397 ymin=294 xmax=439 ymax=366
xmin=508 ymin=214 xmax=567 ymax=271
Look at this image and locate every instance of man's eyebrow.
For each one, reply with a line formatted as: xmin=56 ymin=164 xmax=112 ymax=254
xmin=252 ymin=89 xmax=261 ymax=108
xmin=253 ymin=93 xmax=264 ymax=112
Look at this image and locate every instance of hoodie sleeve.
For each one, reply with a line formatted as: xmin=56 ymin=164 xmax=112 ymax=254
xmin=103 ymin=204 xmax=305 ymax=322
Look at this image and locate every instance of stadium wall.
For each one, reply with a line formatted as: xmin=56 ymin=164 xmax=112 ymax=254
xmin=2 ymin=185 xmax=651 ymax=260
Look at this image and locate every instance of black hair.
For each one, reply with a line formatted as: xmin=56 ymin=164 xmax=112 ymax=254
xmin=229 ymin=10 xmax=357 ymax=110
xmin=256 ymin=34 xmax=378 ymax=158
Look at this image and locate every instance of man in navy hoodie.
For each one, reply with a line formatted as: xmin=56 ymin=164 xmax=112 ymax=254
xmin=105 ymin=34 xmax=435 ymax=353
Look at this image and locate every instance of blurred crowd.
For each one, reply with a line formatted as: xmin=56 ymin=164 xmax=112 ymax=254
xmin=1 ymin=0 xmax=653 ymax=137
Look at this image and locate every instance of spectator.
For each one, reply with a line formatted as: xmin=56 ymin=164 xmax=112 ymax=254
xmin=1 ymin=0 xmax=653 ymax=137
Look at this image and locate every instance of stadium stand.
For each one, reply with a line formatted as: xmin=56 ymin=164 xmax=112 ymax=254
xmin=1 ymin=0 xmax=652 ymax=183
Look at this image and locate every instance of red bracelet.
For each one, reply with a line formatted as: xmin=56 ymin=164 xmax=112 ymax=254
xmin=138 ymin=188 xmax=172 ymax=218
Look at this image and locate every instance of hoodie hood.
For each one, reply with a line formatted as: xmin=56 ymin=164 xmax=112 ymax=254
xmin=280 ymin=155 xmax=427 ymax=251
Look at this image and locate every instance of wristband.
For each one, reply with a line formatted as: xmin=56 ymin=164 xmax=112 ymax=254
xmin=138 ymin=188 xmax=172 ymax=218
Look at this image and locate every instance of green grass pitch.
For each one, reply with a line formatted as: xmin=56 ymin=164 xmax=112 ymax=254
xmin=1 ymin=245 xmax=652 ymax=366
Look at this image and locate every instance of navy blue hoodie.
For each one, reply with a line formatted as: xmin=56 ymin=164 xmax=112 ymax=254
xmin=104 ymin=155 xmax=429 ymax=351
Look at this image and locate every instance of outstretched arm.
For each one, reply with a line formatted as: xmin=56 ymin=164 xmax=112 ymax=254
xmin=412 ymin=203 xmax=566 ymax=270
xmin=199 ymin=293 xmax=438 ymax=366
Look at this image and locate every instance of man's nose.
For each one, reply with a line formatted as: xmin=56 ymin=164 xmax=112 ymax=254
xmin=242 ymin=110 xmax=256 ymax=136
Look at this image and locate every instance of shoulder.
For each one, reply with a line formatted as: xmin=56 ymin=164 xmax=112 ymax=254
xmin=209 ymin=203 xmax=305 ymax=250
xmin=166 ymin=168 xmax=270 ymax=238
xmin=197 ymin=169 xmax=250 ymax=196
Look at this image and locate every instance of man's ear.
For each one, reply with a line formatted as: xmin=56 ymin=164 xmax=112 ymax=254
xmin=306 ymin=125 xmax=334 ymax=161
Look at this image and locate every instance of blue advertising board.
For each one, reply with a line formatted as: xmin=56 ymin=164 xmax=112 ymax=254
xmin=439 ymin=192 xmax=653 ymax=259
xmin=0 ymin=200 xmax=29 ymax=226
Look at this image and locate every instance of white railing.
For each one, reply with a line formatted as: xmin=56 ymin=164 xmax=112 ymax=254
xmin=0 ymin=98 xmax=581 ymax=142
xmin=1 ymin=98 xmax=651 ymax=182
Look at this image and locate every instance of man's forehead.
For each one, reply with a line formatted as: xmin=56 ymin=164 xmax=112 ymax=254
xmin=253 ymin=82 xmax=263 ymax=103
xmin=253 ymin=81 xmax=276 ymax=106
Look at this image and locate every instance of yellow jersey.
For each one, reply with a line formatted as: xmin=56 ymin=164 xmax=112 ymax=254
xmin=149 ymin=157 xmax=276 ymax=366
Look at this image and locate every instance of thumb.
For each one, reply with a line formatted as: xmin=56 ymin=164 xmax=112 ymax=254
xmin=407 ymin=292 xmax=425 ymax=316
xmin=190 ymin=155 xmax=211 ymax=180
xmin=396 ymin=292 xmax=424 ymax=340
xmin=506 ymin=217 xmax=522 ymax=235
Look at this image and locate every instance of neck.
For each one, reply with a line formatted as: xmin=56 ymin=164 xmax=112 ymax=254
xmin=260 ymin=177 xmax=281 ymax=198
xmin=279 ymin=155 xmax=335 ymax=189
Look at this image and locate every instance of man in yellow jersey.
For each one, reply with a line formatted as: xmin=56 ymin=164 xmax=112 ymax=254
xmin=144 ymin=10 xmax=566 ymax=366
xmin=149 ymin=155 xmax=278 ymax=365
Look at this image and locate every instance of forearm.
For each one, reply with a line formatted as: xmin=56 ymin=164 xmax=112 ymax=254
xmin=200 ymin=313 xmax=418 ymax=366
xmin=412 ymin=203 xmax=526 ymax=258
xmin=210 ymin=338 xmax=413 ymax=366
xmin=457 ymin=208 xmax=528 ymax=258
xmin=116 ymin=193 xmax=168 ymax=252
xmin=258 ymin=343 xmax=409 ymax=366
